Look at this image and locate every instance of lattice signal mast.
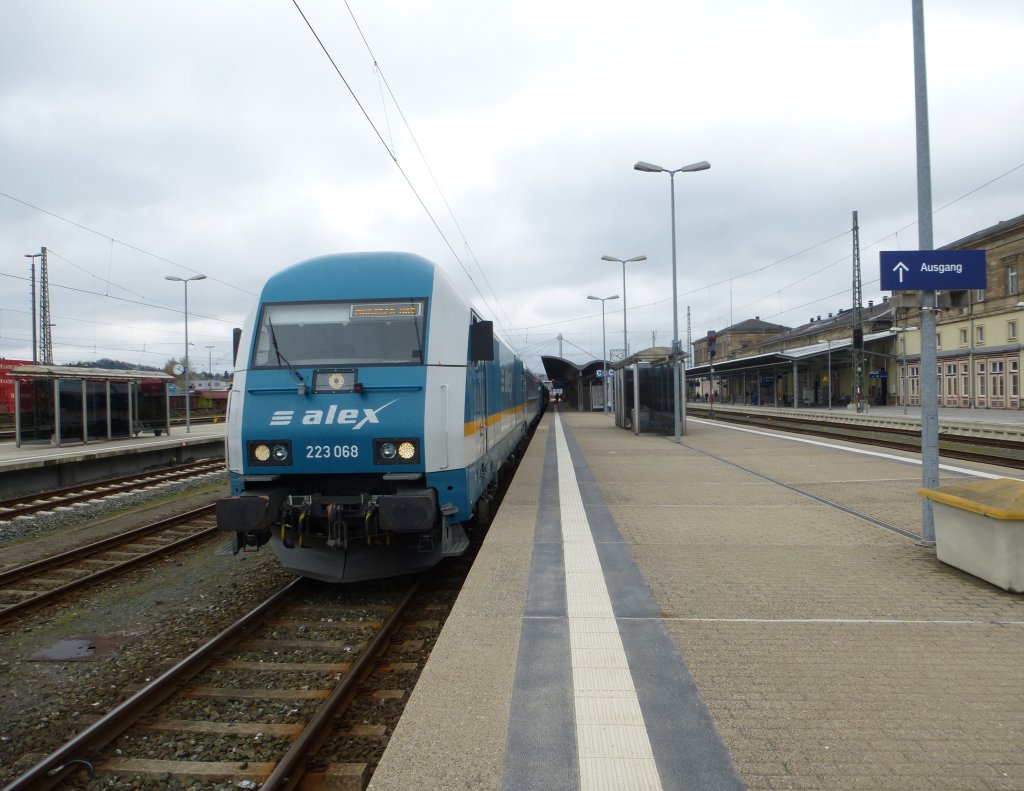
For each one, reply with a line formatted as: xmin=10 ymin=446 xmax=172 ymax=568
xmin=851 ymin=211 xmax=865 ymax=412
xmin=39 ymin=246 xmax=53 ymax=365
xmin=686 ymin=306 xmax=692 ymax=363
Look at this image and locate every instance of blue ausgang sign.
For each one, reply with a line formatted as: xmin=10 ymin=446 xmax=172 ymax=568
xmin=880 ymin=250 xmax=987 ymax=291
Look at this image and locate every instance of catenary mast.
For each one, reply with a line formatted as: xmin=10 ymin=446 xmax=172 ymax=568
xmin=851 ymin=212 xmax=865 ymax=412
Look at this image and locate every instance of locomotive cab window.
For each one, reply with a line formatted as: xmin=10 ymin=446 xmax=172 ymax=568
xmin=252 ymin=300 xmax=426 ymax=368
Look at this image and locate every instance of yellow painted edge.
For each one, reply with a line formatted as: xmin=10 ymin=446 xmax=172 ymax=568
xmin=918 ymin=487 xmax=1024 ymax=520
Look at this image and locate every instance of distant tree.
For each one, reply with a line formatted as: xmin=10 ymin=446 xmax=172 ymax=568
xmin=67 ymin=358 xmax=161 ymax=372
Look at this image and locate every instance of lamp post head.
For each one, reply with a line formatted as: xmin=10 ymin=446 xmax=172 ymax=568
xmin=165 ymin=274 xmax=208 ymax=283
xmin=636 ymin=160 xmax=710 ymax=174
xmin=601 ymin=254 xmax=647 ymax=264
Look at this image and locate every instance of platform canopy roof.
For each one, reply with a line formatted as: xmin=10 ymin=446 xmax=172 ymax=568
xmin=546 ymin=347 xmax=698 ymax=382
xmin=686 ymin=330 xmax=893 ymax=376
xmin=541 ymin=355 xmax=639 ymax=385
xmin=609 ymin=346 xmax=677 ymax=370
xmin=9 ymin=365 xmax=174 ymax=382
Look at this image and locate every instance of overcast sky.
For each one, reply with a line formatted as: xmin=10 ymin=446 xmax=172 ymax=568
xmin=2 ymin=1 xmax=1022 ymax=376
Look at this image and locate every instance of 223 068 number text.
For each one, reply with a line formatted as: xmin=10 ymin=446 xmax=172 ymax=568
xmin=306 ymin=444 xmax=359 ymax=459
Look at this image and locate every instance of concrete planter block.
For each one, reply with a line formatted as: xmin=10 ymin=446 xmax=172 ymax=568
xmin=919 ymin=478 xmax=1024 ymax=593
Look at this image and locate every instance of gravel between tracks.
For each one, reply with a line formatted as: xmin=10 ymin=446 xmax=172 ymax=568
xmin=0 ymin=472 xmax=297 ymax=790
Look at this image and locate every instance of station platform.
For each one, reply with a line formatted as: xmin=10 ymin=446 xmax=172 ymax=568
xmin=369 ymin=407 xmax=1024 ymax=791
xmin=692 ymin=402 xmax=1024 ymax=427
xmin=0 ymin=422 xmax=225 ymax=498
xmin=686 ymin=401 xmax=1024 ymax=442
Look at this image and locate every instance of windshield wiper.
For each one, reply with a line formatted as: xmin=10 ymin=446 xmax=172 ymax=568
xmin=267 ymin=316 xmax=307 ymax=390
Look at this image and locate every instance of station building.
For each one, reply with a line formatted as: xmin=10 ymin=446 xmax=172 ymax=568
xmin=687 ymin=212 xmax=1024 ymax=411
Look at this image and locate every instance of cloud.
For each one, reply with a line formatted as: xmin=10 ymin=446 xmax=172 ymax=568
xmin=1 ymin=0 xmax=1022 ymax=374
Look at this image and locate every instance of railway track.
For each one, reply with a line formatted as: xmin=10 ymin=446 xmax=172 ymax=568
xmin=688 ymin=403 xmax=1024 ymax=468
xmin=0 ymin=505 xmax=219 ymax=624
xmin=0 ymin=460 xmax=224 ymax=521
xmin=2 ymin=417 xmax=527 ymax=790
xmin=4 ymin=569 xmax=456 ymax=791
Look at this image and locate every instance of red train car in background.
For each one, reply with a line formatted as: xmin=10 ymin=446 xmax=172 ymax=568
xmin=0 ymin=358 xmax=33 ymax=415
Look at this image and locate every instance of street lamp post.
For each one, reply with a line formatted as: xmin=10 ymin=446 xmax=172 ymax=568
xmin=165 ymin=274 xmax=207 ymax=433
xmin=601 ymin=255 xmax=646 ymax=359
xmin=634 ymin=159 xmax=710 ymax=442
xmin=588 ymin=294 xmax=619 ymax=413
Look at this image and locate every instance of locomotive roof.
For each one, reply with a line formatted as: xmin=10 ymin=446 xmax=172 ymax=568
xmin=260 ymin=252 xmax=440 ymax=302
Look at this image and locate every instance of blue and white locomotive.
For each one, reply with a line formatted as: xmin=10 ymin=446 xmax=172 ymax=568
xmin=216 ymin=252 xmax=544 ymax=582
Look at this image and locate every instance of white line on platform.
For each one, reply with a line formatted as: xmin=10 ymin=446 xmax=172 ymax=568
xmin=554 ymin=412 xmax=663 ymax=791
xmin=666 ymin=617 xmax=1024 ymax=626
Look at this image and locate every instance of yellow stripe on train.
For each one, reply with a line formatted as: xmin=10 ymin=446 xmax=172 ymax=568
xmin=463 ymin=404 xmax=526 ymax=436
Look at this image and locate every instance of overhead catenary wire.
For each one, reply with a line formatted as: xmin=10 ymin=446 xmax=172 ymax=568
xmin=291 ymin=1 xmax=520 ymax=349
xmin=0 ymin=191 xmax=254 ymax=298
xmin=699 ymin=159 xmax=1024 ymax=329
xmin=508 ymin=158 xmax=1024 ymax=339
xmin=47 ymin=249 xmax=159 ymax=305
xmin=0 ymin=270 xmax=234 ymax=326
xmin=341 ymin=1 xmax=516 ymax=336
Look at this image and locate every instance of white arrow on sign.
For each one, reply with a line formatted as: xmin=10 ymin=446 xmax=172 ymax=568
xmin=892 ymin=261 xmax=909 ymax=283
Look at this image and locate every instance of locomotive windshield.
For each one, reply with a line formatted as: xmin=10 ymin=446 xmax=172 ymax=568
xmin=251 ymin=299 xmax=426 ymax=368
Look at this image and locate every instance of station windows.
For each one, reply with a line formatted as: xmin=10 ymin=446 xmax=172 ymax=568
xmin=908 ymin=365 xmax=920 ymax=402
xmin=944 ymin=363 xmax=958 ymax=398
xmin=1009 ymin=319 xmax=1019 ymax=342
xmin=974 ymin=288 xmax=986 ymax=303
xmin=976 ymin=325 xmax=986 ymax=345
xmin=991 ymin=361 xmax=1006 ymax=403
xmin=959 ymin=328 xmax=968 ymax=346
xmin=936 ymin=332 xmax=942 ymax=350
xmin=1007 ymin=259 xmax=1018 ymax=295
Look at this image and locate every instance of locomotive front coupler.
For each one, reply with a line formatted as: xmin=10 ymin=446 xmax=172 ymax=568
xmin=282 ymin=492 xmax=371 ymax=521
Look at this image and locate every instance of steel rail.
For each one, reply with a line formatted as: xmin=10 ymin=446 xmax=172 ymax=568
xmin=1 ymin=578 xmax=305 ymax=791
xmin=261 ymin=576 xmax=425 ymax=790
xmin=0 ymin=506 xmax=218 ymax=623
xmin=691 ymin=407 xmax=1024 ymax=469
xmin=0 ymin=461 xmax=223 ymax=519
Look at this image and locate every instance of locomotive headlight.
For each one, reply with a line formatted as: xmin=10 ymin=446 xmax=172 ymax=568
xmin=375 ymin=438 xmax=420 ymax=465
xmin=248 ymin=439 xmax=292 ymax=467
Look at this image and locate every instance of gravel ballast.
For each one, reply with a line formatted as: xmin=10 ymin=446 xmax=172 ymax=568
xmin=0 ymin=472 xmax=297 ymax=788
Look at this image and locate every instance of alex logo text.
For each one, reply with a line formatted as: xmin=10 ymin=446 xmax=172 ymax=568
xmin=269 ymin=398 xmax=398 ymax=429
